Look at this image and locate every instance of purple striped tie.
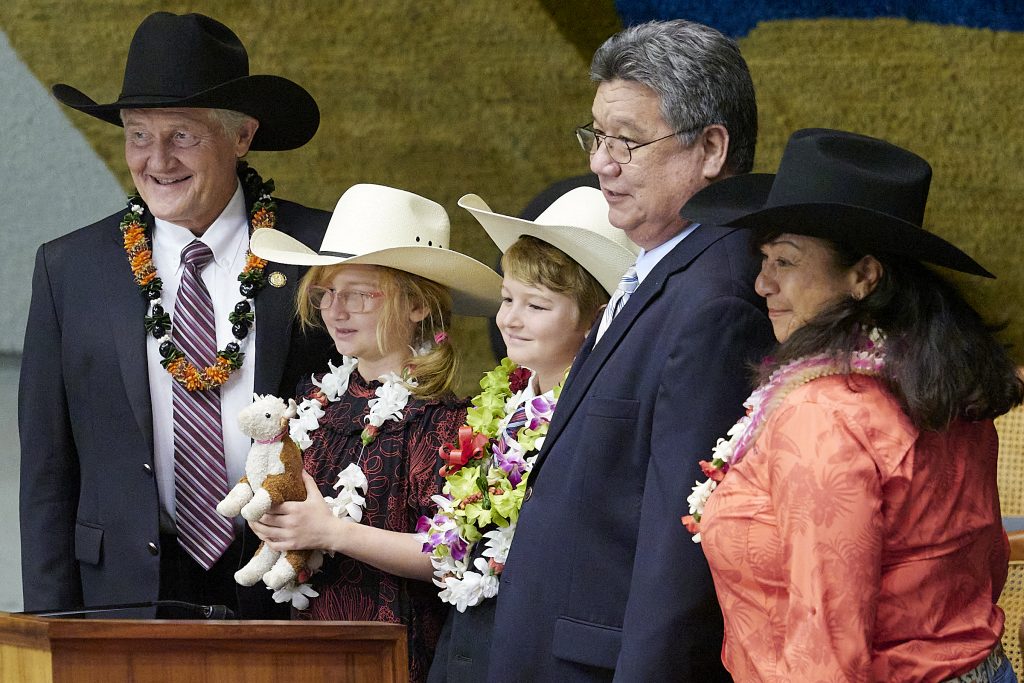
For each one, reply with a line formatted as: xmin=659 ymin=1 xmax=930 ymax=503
xmin=171 ymin=240 xmax=234 ymax=569
xmin=504 ymin=404 xmax=529 ymax=441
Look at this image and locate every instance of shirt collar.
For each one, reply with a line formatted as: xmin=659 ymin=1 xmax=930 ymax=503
xmin=635 ymin=222 xmax=700 ymax=284
xmin=153 ymin=183 xmax=248 ymax=268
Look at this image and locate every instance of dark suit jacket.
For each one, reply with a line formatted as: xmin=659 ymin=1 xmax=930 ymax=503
xmin=487 ymin=224 xmax=775 ymax=681
xmin=19 ymin=194 xmax=333 ymax=617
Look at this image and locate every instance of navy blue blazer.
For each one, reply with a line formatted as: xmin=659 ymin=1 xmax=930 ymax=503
xmin=487 ymin=224 xmax=775 ymax=681
xmin=19 ymin=195 xmax=333 ymax=617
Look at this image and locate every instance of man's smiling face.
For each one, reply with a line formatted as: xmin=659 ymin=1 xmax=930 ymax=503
xmin=122 ymin=107 xmax=256 ymax=235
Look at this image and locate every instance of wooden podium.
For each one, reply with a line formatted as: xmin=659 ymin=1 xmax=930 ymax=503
xmin=0 ymin=613 xmax=407 ymax=682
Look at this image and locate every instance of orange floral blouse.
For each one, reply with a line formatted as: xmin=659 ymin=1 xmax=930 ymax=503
xmin=701 ymin=374 xmax=1008 ymax=683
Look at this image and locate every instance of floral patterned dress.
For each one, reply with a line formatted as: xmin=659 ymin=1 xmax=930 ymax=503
xmin=293 ymin=370 xmax=466 ymax=683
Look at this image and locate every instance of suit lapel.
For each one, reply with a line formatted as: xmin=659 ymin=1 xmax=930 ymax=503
xmin=251 ymin=196 xmax=306 ymax=395
xmin=253 ymin=259 xmax=301 ymax=394
xmin=102 ymin=218 xmax=154 ymax=447
xmin=533 ymin=225 xmax=738 ymax=472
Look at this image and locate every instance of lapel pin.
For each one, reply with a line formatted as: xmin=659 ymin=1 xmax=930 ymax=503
xmin=268 ymin=271 xmax=287 ymax=288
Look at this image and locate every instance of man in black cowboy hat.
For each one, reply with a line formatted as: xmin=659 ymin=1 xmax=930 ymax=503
xmin=19 ymin=11 xmax=334 ymax=619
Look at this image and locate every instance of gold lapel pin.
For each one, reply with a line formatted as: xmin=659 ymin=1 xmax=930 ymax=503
xmin=268 ymin=271 xmax=287 ymax=288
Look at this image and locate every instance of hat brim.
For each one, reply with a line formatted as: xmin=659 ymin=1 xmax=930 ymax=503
xmin=249 ymin=229 xmax=501 ymax=317
xmin=52 ymin=75 xmax=319 ymax=151
xmin=731 ymin=202 xmax=993 ymax=278
xmin=459 ymin=194 xmax=638 ymax=296
xmin=681 ymin=174 xmax=993 ymax=278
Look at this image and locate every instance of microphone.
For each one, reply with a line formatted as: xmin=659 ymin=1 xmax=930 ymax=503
xmin=21 ymin=600 xmax=236 ymax=620
xmin=201 ymin=603 xmax=234 ymax=620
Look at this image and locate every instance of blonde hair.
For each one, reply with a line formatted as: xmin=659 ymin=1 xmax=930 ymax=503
xmin=501 ymin=235 xmax=607 ymax=326
xmin=296 ymin=264 xmax=458 ymax=400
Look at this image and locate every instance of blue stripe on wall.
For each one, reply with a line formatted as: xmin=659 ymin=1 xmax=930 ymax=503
xmin=615 ymin=1 xmax=1024 ymax=36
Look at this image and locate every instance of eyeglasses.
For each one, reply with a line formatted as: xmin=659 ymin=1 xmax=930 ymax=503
xmin=575 ymin=122 xmax=702 ymax=164
xmin=308 ymin=287 xmax=384 ymax=313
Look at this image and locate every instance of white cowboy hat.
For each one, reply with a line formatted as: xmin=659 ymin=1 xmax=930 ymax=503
xmin=458 ymin=187 xmax=640 ymax=295
xmin=249 ymin=184 xmax=501 ymax=316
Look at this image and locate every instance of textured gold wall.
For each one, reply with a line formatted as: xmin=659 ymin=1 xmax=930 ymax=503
xmin=1 ymin=0 xmax=610 ymax=393
xmin=4 ymin=3 xmax=1021 ymax=391
xmin=744 ymin=19 xmax=1024 ymax=362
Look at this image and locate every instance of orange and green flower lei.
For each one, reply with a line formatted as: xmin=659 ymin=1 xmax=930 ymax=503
xmin=120 ymin=161 xmax=276 ymax=392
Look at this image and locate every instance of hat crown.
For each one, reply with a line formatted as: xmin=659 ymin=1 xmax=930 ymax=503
xmin=768 ymin=128 xmax=932 ymax=227
xmin=120 ymin=12 xmax=249 ymax=100
xmin=535 ymin=187 xmax=613 ymax=231
xmin=534 ymin=187 xmax=636 ymax=252
xmin=459 ymin=186 xmax=639 ymax=296
xmin=320 ymin=184 xmax=451 ymax=257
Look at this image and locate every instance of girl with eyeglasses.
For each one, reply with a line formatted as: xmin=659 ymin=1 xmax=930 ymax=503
xmin=247 ymin=183 xmax=501 ymax=683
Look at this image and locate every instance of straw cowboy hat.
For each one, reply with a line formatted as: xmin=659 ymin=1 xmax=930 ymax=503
xmin=680 ymin=128 xmax=993 ymax=278
xmin=249 ymin=184 xmax=502 ymax=316
xmin=459 ymin=187 xmax=640 ymax=295
xmin=52 ymin=11 xmax=318 ymax=151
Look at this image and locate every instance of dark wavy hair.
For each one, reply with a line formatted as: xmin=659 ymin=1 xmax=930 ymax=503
xmin=755 ymin=235 xmax=1023 ymax=430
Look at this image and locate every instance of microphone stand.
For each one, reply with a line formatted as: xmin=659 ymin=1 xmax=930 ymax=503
xmin=21 ymin=600 xmax=236 ymax=620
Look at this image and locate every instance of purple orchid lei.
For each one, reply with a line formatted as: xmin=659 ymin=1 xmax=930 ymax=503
xmin=415 ymin=359 xmax=560 ymax=611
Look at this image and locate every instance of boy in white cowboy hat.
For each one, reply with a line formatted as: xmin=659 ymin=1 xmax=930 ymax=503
xmin=247 ymin=183 xmax=501 ymax=683
xmin=420 ymin=186 xmax=639 ymax=682
xmin=20 ymin=11 xmax=332 ymax=620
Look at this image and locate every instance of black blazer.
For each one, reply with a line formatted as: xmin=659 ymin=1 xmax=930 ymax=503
xmin=487 ymin=225 xmax=775 ymax=681
xmin=19 ymin=196 xmax=333 ymax=617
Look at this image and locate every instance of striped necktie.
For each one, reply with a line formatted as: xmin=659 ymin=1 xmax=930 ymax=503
xmin=504 ymin=403 xmax=530 ymax=440
xmin=593 ymin=265 xmax=639 ymax=346
xmin=171 ymin=240 xmax=234 ymax=569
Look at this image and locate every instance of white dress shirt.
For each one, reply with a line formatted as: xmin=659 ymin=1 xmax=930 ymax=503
xmin=147 ymin=184 xmax=256 ymax=528
xmin=634 ymin=222 xmax=700 ymax=285
xmin=593 ymin=223 xmax=700 ymax=345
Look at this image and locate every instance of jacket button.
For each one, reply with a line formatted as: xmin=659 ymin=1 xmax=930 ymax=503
xmin=523 ymin=486 xmax=533 ymax=502
xmin=147 ymin=542 xmax=159 ymax=556
xmin=143 ymin=463 xmax=153 ymax=475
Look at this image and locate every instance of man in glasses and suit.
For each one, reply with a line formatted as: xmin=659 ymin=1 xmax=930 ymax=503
xmin=487 ymin=19 xmax=775 ymax=681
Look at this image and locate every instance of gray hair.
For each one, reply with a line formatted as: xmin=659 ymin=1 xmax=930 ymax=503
xmin=207 ymin=108 xmax=258 ymax=138
xmin=591 ymin=20 xmax=757 ymax=174
xmin=118 ymin=107 xmax=257 ymax=139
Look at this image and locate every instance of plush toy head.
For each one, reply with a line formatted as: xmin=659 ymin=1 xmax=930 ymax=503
xmin=237 ymin=394 xmax=298 ymax=442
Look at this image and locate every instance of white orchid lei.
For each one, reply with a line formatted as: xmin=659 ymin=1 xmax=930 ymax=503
xmin=269 ymin=461 xmax=369 ymax=609
xmin=416 ymin=358 xmax=560 ymax=611
xmin=682 ymin=332 xmax=886 ymax=543
xmin=290 ymin=356 xmax=416 ymax=449
xmin=272 ymin=356 xmax=415 ymax=608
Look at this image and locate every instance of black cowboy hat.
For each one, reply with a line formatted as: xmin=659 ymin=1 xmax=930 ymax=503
xmin=680 ymin=128 xmax=993 ymax=278
xmin=51 ymin=12 xmax=318 ymax=151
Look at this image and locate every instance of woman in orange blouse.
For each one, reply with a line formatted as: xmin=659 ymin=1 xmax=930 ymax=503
xmin=680 ymin=128 xmax=1024 ymax=682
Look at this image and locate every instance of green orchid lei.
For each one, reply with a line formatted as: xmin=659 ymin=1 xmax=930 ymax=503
xmin=465 ymin=357 xmax=520 ymax=436
xmin=417 ymin=358 xmax=563 ymax=610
